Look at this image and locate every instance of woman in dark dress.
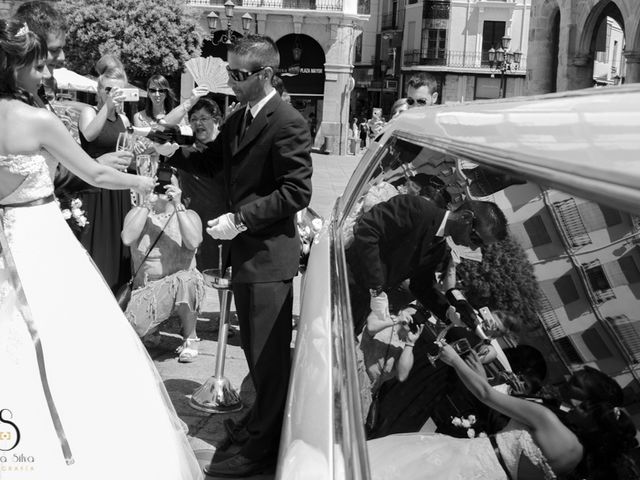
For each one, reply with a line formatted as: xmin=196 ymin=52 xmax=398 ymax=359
xmin=77 ymin=67 xmax=133 ymax=292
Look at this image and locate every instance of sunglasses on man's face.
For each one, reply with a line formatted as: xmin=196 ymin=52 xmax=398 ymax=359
xmin=226 ymin=65 xmax=266 ymax=82
xmin=406 ymin=97 xmax=430 ymax=107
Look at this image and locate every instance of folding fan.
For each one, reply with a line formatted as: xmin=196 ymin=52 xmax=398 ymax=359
xmin=185 ymin=57 xmax=234 ymax=96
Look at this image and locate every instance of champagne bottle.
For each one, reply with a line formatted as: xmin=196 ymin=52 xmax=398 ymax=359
xmin=145 ymin=125 xmax=196 ymax=146
xmin=445 ymin=288 xmax=480 ymax=331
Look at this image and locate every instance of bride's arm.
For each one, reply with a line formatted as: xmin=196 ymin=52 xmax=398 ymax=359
xmin=37 ymin=109 xmax=153 ymax=194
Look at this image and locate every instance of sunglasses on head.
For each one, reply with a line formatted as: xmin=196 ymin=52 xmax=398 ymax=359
xmin=148 ymin=88 xmax=167 ymax=94
xmin=406 ymin=97 xmax=429 ymax=106
xmin=226 ymin=65 xmax=266 ymax=82
xmin=104 ymin=86 xmax=113 ymax=93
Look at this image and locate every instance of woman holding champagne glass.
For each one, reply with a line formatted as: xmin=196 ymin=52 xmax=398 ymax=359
xmin=77 ymin=66 xmax=134 ymax=292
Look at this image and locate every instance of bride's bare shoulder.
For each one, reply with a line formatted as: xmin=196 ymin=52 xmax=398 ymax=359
xmin=0 ymin=100 xmax=58 ymax=152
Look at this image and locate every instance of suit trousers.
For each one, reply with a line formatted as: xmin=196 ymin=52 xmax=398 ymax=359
xmin=232 ymin=279 xmax=293 ymax=461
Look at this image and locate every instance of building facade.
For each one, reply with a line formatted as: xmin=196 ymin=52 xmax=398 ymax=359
xmin=527 ymin=0 xmax=640 ymax=94
xmin=351 ymin=0 xmax=532 ymax=120
xmin=185 ymin=0 xmax=369 ymax=155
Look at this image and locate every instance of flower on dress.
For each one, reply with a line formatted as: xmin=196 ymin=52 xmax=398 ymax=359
xmin=57 ymin=196 xmax=89 ymax=235
xmin=451 ymin=414 xmax=484 ymax=438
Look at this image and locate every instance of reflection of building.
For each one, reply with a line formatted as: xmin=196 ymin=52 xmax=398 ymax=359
xmin=184 ymin=0 xmax=370 ymax=155
xmin=527 ymin=0 xmax=640 ymax=94
xmin=492 ymin=182 xmax=640 ymax=412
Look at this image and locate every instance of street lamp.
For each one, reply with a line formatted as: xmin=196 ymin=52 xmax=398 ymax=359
xmin=488 ymin=35 xmax=522 ymax=98
xmin=207 ymin=1 xmax=253 ymax=46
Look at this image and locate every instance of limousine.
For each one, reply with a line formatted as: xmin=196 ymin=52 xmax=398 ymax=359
xmin=279 ymin=84 xmax=640 ymax=479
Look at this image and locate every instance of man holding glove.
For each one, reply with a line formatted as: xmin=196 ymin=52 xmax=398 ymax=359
xmin=164 ymin=34 xmax=312 ymax=477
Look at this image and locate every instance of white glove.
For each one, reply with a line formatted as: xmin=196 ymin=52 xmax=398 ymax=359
xmin=207 ymin=213 xmax=241 ymax=240
xmin=153 ymin=142 xmax=180 ymax=157
xmin=370 ymin=291 xmax=390 ymax=317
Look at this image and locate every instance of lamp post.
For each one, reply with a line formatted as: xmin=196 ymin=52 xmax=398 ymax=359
xmin=207 ymin=1 xmax=253 ymax=45
xmin=488 ymin=35 xmax=522 ymax=98
xmin=379 ymin=61 xmax=388 ymax=107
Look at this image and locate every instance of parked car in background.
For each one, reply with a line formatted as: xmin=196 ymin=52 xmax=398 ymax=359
xmin=278 ymin=85 xmax=640 ymax=479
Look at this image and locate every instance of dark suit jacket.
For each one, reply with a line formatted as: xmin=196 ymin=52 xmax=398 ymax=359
xmin=347 ymin=195 xmax=450 ymax=320
xmin=169 ymin=93 xmax=313 ymax=283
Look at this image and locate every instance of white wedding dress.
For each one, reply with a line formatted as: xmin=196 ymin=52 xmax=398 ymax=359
xmin=368 ymin=423 xmax=557 ymax=480
xmin=0 ymin=151 xmax=203 ymax=479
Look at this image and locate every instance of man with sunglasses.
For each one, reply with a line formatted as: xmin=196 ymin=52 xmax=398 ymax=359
xmin=346 ymin=195 xmax=507 ymax=336
xmin=167 ymin=34 xmax=312 ymax=478
xmin=406 ymin=72 xmax=439 ymax=108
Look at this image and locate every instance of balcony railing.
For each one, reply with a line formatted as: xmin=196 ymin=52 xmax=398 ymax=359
xmin=403 ymin=49 xmax=527 ymax=70
xmin=552 ymin=198 xmax=592 ymax=248
xmin=187 ymin=0 xmax=344 ymax=11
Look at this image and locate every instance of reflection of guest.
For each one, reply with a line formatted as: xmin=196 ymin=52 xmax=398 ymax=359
xmin=122 ymin=175 xmax=205 ymax=363
xmin=78 ymin=67 xmax=134 ymax=292
xmin=390 ymin=98 xmax=408 ymax=119
xmin=346 ymin=195 xmax=508 ymax=334
xmin=179 ymin=97 xmax=225 ymax=270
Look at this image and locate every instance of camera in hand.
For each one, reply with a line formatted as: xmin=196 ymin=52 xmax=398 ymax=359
xmin=154 ymin=161 xmax=173 ymax=194
xmin=445 ymin=288 xmax=481 ymax=331
xmin=146 ymin=125 xmax=195 ymax=146
xmin=407 ymin=304 xmax=434 ymax=334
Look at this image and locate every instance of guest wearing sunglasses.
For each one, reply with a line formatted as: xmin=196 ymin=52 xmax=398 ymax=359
xmin=406 ymin=72 xmax=439 ymax=108
xmin=167 ymin=34 xmax=312 ymax=477
xmin=346 ymin=196 xmax=507 ymax=336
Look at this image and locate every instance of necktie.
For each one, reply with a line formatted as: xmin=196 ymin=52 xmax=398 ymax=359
xmin=241 ymin=110 xmax=253 ymax=139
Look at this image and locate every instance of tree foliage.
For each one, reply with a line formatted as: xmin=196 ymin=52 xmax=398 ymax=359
xmin=57 ymin=0 xmax=203 ymax=83
xmin=457 ymin=235 xmax=542 ymax=327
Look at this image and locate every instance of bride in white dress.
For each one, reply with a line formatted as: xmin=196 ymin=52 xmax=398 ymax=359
xmin=368 ymin=342 xmax=639 ymax=480
xmin=0 ymin=20 xmax=203 ymax=479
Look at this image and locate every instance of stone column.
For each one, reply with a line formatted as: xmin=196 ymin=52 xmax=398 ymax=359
xmin=319 ymin=22 xmax=359 ymax=155
xmin=623 ymin=51 xmax=640 ymax=84
xmin=563 ymin=53 xmax=594 ymax=91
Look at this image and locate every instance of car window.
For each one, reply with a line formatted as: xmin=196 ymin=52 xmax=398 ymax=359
xmin=341 ymin=131 xmax=640 ymax=455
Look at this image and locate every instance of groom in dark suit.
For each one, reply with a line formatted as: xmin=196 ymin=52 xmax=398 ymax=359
xmin=168 ymin=35 xmax=313 ymax=477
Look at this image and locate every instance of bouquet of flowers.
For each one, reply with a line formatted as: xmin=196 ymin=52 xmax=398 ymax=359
xmin=58 ymin=196 xmax=89 ymax=237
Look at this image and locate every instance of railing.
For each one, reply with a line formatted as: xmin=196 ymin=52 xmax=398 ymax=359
xmin=187 ymin=0 xmax=344 ymax=11
xmin=403 ymin=49 xmax=527 ymax=71
xmin=552 ymin=198 xmax=592 ymax=248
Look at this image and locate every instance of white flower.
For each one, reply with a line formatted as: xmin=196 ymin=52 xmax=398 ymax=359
xmin=61 ymin=209 xmax=72 ymax=220
xmin=311 ymin=218 xmax=323 ymax=231
xmin=467 ymin=415 xmax=476 ymax=424
xmin=451 ymin=417 xmax=463 ymax=427
xmin=461 ymin=419 xmax=471 ymax=429
xmin=467 ymin=428 xmax=476 ymax=438
xmin=478 ymin=432 xmax=488 ymax=438
xmin=71 ymin=198 xmax=83 ymax=209
xmin=71 ymin=208 xmax=83 ymax=218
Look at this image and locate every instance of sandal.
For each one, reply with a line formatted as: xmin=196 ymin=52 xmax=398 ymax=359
xmin=177 ymin=339 xmax=198 ymax=363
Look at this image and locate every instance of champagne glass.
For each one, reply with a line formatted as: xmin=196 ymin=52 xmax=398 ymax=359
xmin=427 ymin=324 xmax=453 ymax=366
xmin=116 ymin=131 xmax=134 ymax=152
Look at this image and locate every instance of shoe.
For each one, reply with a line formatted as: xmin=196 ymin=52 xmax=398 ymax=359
xmin=177 ymin=339 xmax=198 ymax=363
xmin=210 ymin=442 xmax=241 ymax=463
xmin=223 ymin=417 xmax=250 ymax=445
xmin=203 ymin=453 xmax=274 ymax=478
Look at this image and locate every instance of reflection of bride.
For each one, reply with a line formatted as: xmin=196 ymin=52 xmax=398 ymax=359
xmin=368 ymin=343 xmax=639 ymax=480
xmin=0 ymin=21 xmax=202 ymax=479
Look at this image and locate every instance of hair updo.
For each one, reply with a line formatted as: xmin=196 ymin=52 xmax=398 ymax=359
xmin=0 ymin=19 xmax=46 ymax=104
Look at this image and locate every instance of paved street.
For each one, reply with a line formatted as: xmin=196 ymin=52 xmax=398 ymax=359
xmin=151 ymin=152 xmax=361 ymax=478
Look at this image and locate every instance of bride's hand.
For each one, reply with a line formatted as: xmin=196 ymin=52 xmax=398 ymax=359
xmin=97 ymin=151 xmax=133 ymax=171
xmin=134 ymin=176 xmax=155 ymax=197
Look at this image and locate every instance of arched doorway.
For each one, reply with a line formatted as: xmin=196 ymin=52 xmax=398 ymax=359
xmin=275 ymin=34 xmax=326 ymax=138
xmin=577 ymin=1 xmax=625 ymax=88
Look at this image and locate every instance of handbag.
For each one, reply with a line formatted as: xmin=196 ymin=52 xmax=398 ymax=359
xmin=115 ymin=210 xmax=176 ymax=312
xmin=365 ymin=326 xmax=394 ymax=436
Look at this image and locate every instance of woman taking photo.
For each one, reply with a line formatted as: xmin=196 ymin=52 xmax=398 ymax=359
xmin=78 ymin=66 xmax=133 ymax=292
